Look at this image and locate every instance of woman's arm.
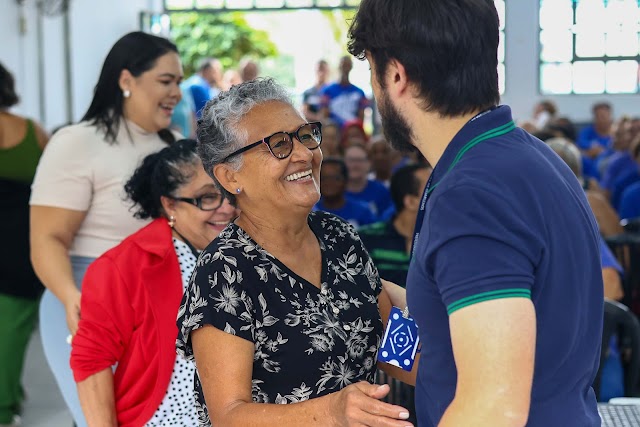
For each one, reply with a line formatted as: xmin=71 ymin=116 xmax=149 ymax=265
xmin=376 ymin=287 xmax=419 ymax=386
xmin=30 ymin=205 xmax=87 ymax=335
xmin=76 ymin=368 xmax=117 ymax=427
xmin=191 ymin=325 xmax=413 ymax=427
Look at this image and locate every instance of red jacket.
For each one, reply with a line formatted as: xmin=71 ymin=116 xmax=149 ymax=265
xmin=71 ymin=218 xmax=183 ymax=427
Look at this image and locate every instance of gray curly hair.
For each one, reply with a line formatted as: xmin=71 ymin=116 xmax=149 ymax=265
xmin=196 ymin=78 xmax=294 ymax=204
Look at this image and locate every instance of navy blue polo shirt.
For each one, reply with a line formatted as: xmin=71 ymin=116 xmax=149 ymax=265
xmin=406 ymin=106 xmax=603 ymax=426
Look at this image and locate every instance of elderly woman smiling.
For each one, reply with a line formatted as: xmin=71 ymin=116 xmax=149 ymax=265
xmin=176 ymin=78 xmax=415 ymax=427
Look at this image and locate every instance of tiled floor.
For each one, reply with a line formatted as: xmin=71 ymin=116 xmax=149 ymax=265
xmin=20 ymin=327 xmax=72 ymax=427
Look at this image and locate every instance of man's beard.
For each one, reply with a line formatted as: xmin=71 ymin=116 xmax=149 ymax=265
xmin=378 ymin=90 xmax=415 ymax=154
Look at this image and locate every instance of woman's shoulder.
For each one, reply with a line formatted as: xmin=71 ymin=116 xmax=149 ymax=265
xmin=45 ymin=122 xmax=104 ymax=153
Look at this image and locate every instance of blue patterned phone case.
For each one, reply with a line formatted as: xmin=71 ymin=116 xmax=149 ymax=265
xmin=379 ymin=306 xmax=420 ymax=371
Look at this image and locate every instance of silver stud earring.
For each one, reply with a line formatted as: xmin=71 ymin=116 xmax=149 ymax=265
xmin=123 ymin=90 xmax=131 ymax=98
xmin=168 ymin=216 xmax=176 ymax=228
xmin=235 ymin=188 xmax=241 ymax=194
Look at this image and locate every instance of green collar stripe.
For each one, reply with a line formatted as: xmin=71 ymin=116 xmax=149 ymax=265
xmin=428 ymin=121 xmax=516 ymax=196
xmin=377 ymin=263 xmax=410 ymax=271
xmin=449 ymin=121 xmax=516 ymax=169
xmin=447 ymin=288 xmax=531 ymax=315
xmin=370 ymin=249 xmax=411 ymax=262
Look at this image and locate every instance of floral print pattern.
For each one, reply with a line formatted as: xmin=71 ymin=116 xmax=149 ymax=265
xmin=176 ymin=211 xmax=383 ymax=426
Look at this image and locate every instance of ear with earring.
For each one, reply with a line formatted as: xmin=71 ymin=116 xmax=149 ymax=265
xmin=123 ymin=89 xmax=131 ymax=98
xmin=168 ymin=215 xmax=176 ymax=228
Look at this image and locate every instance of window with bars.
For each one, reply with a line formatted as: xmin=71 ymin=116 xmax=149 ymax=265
xmin=539 ymin=0 xmax=640 ymax=95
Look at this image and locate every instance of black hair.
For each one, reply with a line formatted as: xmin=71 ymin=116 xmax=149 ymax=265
xmin=348 ymin=0 xmax=500 ymax=117
xmin=124 ymin=139 xmax=200 ymax=219
xmin=0 ymin=62 xmax=19 ymax=109
xmin=547 ymin=117 xmax=577 ymax=142
xmin=322 ymin=157 xmax=349 ymax=181
xmin=81 ymin=31 xmax=178 ymax=144
xmin=390 ymin=164 xmax=430 ymax=212
xmin=593 ymin=102 xmax=612 ymax=113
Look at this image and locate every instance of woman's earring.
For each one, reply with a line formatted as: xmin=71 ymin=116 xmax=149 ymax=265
xmin=169 ymin=216 xmax=176 ymax=228
xmin=235 ymin=188 xmax=241 ymax=194
xmin=123 ymin=89 xmax=131 ymax=98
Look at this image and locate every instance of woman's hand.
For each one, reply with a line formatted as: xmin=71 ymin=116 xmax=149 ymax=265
xmin=64 ymin=288 xmax=82 ymax=336
xmin=329 ymin=382 xmax=412 ymax=427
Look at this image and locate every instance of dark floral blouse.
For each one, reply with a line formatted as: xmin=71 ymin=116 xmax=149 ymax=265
xmin=176 ymin=211 xmax=383 ymax=427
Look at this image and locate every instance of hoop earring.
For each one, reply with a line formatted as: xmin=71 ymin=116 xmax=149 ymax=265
xmin=123 ymin=90 xmax=131 ymax=98
xmin=168 ymin=215 xmax=176 ymax=228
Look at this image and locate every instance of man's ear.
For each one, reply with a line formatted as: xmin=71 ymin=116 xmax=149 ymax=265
xmin=214 ymin=164 xmax=239 ymax=195
xmin=119 ymin=69 xmax=133 ymax=92
xmin=404 ymin=193 xmax=420 ymax=212
xmin=386 ymin=58 xmax=410 ymax=98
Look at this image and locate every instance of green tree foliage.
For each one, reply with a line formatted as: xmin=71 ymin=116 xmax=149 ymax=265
xmin=170 ymin=12 xmax=278 ymax=76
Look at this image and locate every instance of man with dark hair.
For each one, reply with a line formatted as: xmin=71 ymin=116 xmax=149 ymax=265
xmin=359 ymin=164 xmax=431 ymax=286
xmin=349 ymin=1 xmax=603 ymax=426
xmin=577 ymin=102 xmax=613 ymax=160
xmin=314 ymin=157 xmax=376 ymax=228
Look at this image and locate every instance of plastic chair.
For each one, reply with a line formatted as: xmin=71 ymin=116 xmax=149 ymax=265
xmin=595 ymin=300 xmax=640 ymax=400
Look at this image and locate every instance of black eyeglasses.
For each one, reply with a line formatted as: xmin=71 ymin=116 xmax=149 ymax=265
xmin=168 ymin=193 xmax=224 ymax=211
xmin=222 ymin=122 xmax=322 ymax=162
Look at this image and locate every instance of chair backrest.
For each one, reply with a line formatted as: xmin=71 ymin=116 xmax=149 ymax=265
xmin=597 ymin=300 xmax=640 ymax=399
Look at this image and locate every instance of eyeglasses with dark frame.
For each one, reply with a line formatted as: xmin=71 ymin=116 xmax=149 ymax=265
xmin=222 ymin=122 xmax=323 ymax=162
xmin=168 ymin=193 xmax=224 ymax=211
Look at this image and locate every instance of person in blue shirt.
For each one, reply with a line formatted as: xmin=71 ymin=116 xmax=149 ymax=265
xmin=577 ymin=102 xmax=613 ymax=160
xmin=344 ymin=144 xmax=393 ymax=218
xmin=619 ymin=181 xmax=640 ymax=220
xmin=182 ymin=57 xmax=223 ymax=118
xmin=301 ymin=59 xmax=329 ymax=122
xmin=314 ymin=157 xmax=376 ymax=228
xmin=320 ymin=56 xmax=368 ymax=128
xmin=348 ymin=1 xmax=603 ymax=426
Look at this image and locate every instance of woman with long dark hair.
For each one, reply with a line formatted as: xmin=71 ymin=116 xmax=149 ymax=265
xmin=29 ymin=31 xmax=183 ymax=426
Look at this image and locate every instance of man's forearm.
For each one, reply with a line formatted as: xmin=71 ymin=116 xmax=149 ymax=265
xmin=77 ymin=368 xmax=118 ymax=427
xmin=438 ymin=396 xmax=528 ymax=427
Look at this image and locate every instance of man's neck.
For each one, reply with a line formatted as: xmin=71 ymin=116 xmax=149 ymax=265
xmin=321 ymin=195 xmax=346 ymax=210
xmin=339 ymin=76 xmax=350 ymax=86
xmin=408 ymin=109 xmax=483 ymax=168
xmin=393 ymin=209 xmax=418 ymax=255
xmin=393 ymin=209 xmax=416 ymax=240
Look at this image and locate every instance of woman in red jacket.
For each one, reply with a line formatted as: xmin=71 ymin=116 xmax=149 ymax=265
xmin=70 ymin=139 xmax=238 ymax=427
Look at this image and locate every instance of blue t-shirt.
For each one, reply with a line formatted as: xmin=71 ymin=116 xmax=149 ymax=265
xmin=619 ymin=181 xmax=640 ymax=220
xmin=611 ymin=168 xmax=640 ymax=211
xmin=577 ymin=124 xmax=612 ymax=151
xmin=314 ymin=198 xmax=376 ymax=228
xmin=346 ymin=180 xmax=393 ymax=220
xmin=183 ymin=74 xmax=213 ymax=118
xmin=406 ymin=106 xmax=603 ymax=427
xmin=601 ymin=151 xmax=636 ymax=191
xmin=320 ymin=83 xmax=368 ymax=128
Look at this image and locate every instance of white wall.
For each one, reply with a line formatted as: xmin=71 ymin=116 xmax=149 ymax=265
xmin=0 ymin=0 xmax=637 ymax=129
xmin=501 ymin=0 xmax=639 ymax=122
xmin=0 ymin=0 xmax=162 ymax=130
